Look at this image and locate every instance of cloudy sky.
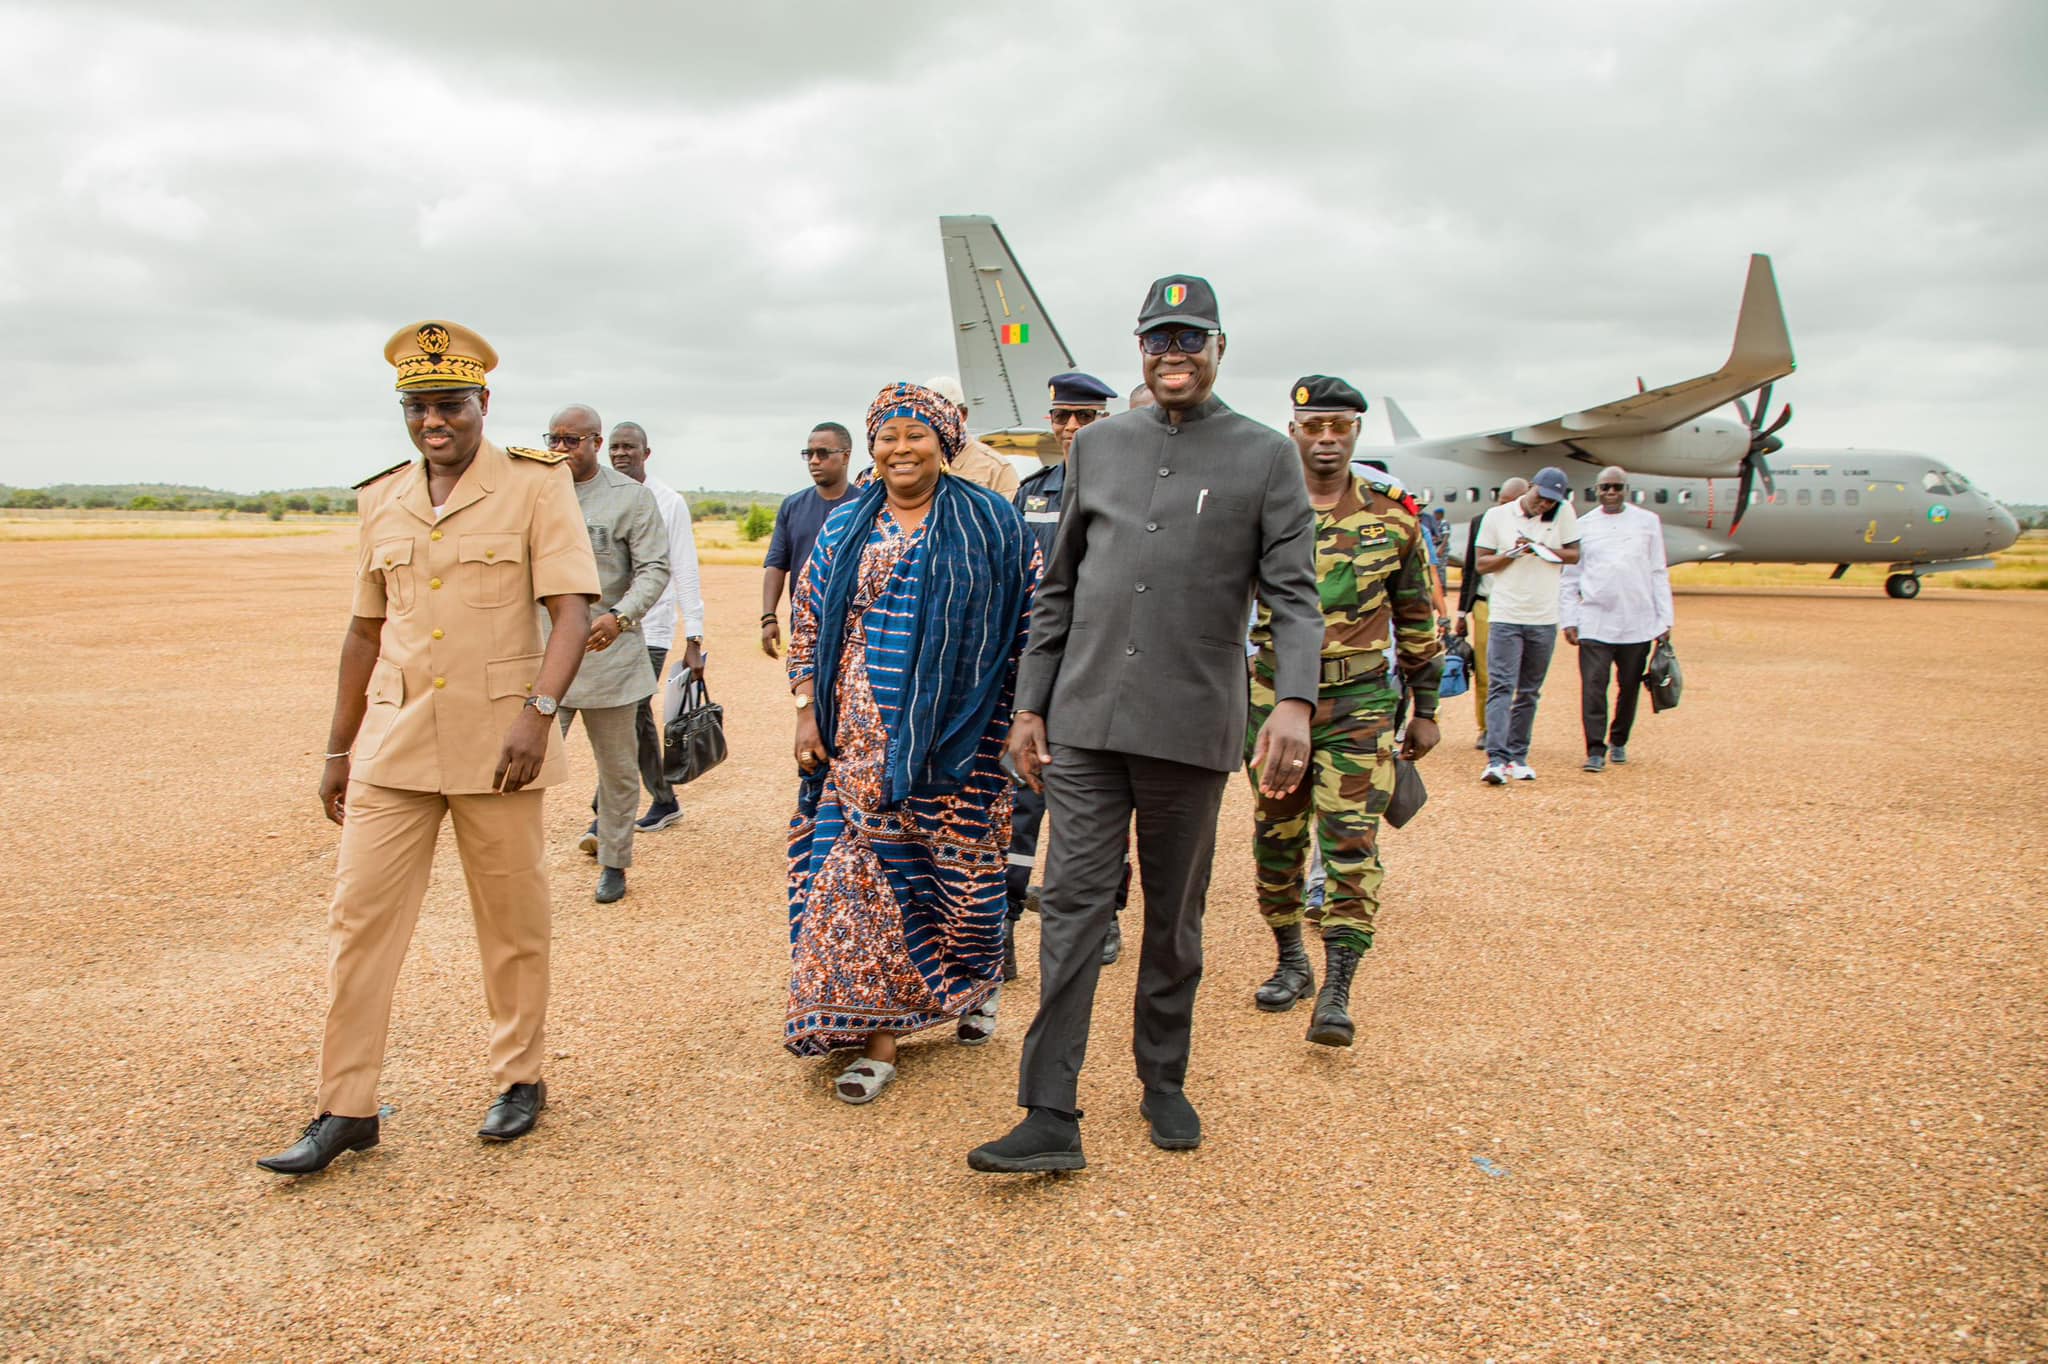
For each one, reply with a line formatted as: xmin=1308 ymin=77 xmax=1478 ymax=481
xmin=4 ymin=0 xmax=2043 ymax=499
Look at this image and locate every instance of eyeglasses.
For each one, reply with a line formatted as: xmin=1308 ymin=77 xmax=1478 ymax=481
xmin=543 ymin=432 xmax=594 ymax=449
xmin=1294 ymin=416 xmax=1360 ymax=436
xmin=799 ymin=446 xmax=848 ymax=461
xmin=1138 ymin=327 xmax=1220 ymax=356
xmin=1597 ymin=482 xmax=1626 ymax=491
xmin=400 ymin=398 xmax=473 ymax=419
xmin=1049 ymin=408 xmax=1104 ymax=428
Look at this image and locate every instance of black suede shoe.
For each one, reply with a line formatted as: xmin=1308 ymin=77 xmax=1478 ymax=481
xmin=256 ymin=1113 xmax=379 ymax=1175
xmin=967 ymin=1108 xmax=1085 ymax=1173
xmin=1139 ymin=1088 xmax=1202 ymax=1151
xmin=479 ymin=1082 xmax=546 ymax=1142
xmin=1100 ymin=916 xmax=1122 ymax=966
xmin=595 ymin=867 xmax=626 ymax=904
xmin=1001 ymin=920 xmax=1020 ymax=982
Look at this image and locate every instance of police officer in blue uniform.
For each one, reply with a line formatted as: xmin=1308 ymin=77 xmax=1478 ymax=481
xmin=1005 ymin=371 xmax=1126 ymax=980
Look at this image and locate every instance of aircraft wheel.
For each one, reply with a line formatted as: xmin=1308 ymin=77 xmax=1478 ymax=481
xmin=1885 ymin=573 xmax=1921 ymax=600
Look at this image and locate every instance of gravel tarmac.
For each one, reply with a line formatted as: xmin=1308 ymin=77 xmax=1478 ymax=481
xmin=1 ymin=530 xmax=2042 ymax=1362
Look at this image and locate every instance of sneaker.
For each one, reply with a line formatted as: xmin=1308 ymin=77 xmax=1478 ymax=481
xmin=635 ymin=801 xmax=682 ymax=833
xmin=1508 ymin=763 xmax=1537 ymax=781
xmin=1609 ymin=744 xmax=1629 ymax=764
xmin=1582 ymin=752 xmax=1606 ymax=773
xmin=1481 ymin=763 xmax=1507 ymax=785
xmin=576 ymin=821 xmax=598 ymax=856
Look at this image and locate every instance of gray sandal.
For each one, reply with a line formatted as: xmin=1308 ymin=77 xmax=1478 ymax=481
xmin=834 ymin=1058 xmax=897 ymax=1104
xmin=956 ymin=989 xmax=1000 ymax=1046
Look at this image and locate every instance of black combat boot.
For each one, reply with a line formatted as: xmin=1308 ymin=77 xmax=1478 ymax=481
xmin=1254 ymin=924 xmax=1315 ymax=1012
xmin=1306 ymin=941 xmax=1362 ymax=1047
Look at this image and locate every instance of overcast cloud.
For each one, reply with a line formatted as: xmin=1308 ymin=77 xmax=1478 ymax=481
xmin=3 ymin=0 xmax=2044 ymax=498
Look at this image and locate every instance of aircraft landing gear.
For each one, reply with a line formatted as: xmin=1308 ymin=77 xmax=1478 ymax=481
xmin=1885 ymin=573 xmax=1922 ymax=600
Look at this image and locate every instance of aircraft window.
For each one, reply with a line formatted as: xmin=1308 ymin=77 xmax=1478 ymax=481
xmin=1921 ymin=470 xmax=1958 ymax=495
xmin=1677 ymin=490 xmax=1694 ymax=504
xmin=1796 ymin=489 xmax=1812 ymax=506
xmin=1418 ymin=487 xmax=1433 ymax=505
xmin=1654 ymin=489 xmax=1670 ymax=504
xmin=1946 ymin=470 xmax=1972 ymax=491
xmin=1821 ymin=489 xmax=1836 ymax=506
xmin=1845 ymin=489 xmax=1860 ymax=506
xmin=1630 ymin=490 xmax=1645 ymax=504
xmin=1487 ymin=487 xmax=1500 ymax=501
xmin=1468 ymin=487 xmax=1482 ymax=502
xmin=1441 ymin=489 xmax=1456 ymax=503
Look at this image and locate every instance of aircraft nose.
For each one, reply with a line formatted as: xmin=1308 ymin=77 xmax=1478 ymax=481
xmin=1990 ymin=501 xmax=2021 ymax=549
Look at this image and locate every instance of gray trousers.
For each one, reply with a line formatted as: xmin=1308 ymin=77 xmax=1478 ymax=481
xmin=1484 ymin=622 xmax=1558 ymax=766
xmin=560 ymin=704 xmax=641 ymax=869
xmin=1016 ymin=745 xmax=1230 ymax=1114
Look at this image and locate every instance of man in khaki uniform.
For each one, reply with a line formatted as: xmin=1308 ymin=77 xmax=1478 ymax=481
xmin=927 ymin=374 xmax=1022 ymax=497
xmin=259 ymin=320 xmax=600 ymax=1175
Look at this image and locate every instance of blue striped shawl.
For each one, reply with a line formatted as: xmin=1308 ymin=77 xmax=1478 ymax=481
xmin=809 ymin=475 xmax=1031 ymax=807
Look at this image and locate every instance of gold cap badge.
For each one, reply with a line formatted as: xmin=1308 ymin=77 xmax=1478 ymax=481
xmin=1295 ymin=385 xmax=1310 ymax=406
xmin=385 ymin=319 xmax=497 ymax=391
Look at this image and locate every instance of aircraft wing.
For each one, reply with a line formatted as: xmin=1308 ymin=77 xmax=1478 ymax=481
xmin=1472 ymin=254 xmax=1795 ymax=454
xmin=940 ymin=215 xmax=1078 ymax=459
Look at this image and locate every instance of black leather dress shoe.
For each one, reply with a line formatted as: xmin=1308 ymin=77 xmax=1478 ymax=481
xmin=1139 ymin=1088 xmax=1202 ymax=1151
xmin=256 ymin=1113 xmax=379 ymax=1175
xmin=479 ymin=1081 xmax=546 ymax=1141
xmin=967 ymin=1108 xmax=1086 ymax=1173
xmin=595 ymin=867 xmax=626 ymax=904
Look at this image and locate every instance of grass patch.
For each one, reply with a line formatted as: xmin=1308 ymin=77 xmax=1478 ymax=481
xmin=0 ymin=515 xmax=335 ymax=542
xmin=1665 ymin=531 xmax=2047 ymax=592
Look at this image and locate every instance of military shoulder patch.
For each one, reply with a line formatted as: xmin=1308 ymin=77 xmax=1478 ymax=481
xmin=506 ymin=445 xmax=570 ymax=465
xmin=351 ymin=458 xmax=414 ymax=490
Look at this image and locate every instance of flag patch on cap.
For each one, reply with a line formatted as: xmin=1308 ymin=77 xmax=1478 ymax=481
xmin=1165 ymin=284 xmax=1187 ymax=307
xmin=999 ymin=324 xmax=1030 ymax=344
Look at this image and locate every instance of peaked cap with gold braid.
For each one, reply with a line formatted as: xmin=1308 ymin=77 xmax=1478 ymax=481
xmin=384 ymin=319 xmax=497 ymax=391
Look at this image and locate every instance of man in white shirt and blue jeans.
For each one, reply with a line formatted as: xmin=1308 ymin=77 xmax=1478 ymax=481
xmin=1472 ymin=466 xmax=1581 ymax=784
xmin=1560 ymin=466 xmax=1672 ymax=773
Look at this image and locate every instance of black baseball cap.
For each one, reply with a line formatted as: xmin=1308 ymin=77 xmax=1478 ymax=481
xmin=1134 ymin=274 xmax=1221 ymax=333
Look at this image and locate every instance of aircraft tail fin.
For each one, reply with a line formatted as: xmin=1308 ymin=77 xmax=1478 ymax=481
xmin=939 ymin=215 xmax=1078 ymax=458
xmin=1384 ymin=397 xmax=1423 ymax=443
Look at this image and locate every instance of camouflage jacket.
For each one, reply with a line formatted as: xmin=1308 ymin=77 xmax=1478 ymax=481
xmin=1252 ymin=472 xmax=1444 ymax=711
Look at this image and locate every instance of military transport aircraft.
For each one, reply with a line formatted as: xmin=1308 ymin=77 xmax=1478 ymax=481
xmin=939 ymin=214 xmax=2020 ymax=599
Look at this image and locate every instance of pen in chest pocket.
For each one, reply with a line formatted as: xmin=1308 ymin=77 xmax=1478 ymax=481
xmin=1197 ymin=488 xmax=1209 ymax=514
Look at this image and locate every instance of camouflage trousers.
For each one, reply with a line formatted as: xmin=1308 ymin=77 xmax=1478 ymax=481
xmin=1243 ymin=674 xmax=1398 ymax=952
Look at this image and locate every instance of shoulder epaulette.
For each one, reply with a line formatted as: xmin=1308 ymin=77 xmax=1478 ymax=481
xmin=351 ymin=459 xmax=414 ymax=491
xmin=506 ymin=445 xmax=570 ymax=466
xmin=1357 ymin=471 xmax=1420 ymax=517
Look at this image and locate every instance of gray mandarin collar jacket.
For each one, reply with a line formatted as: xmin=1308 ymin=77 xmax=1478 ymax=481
xmin=1016 ymin=395 xmax=1322 ymax=773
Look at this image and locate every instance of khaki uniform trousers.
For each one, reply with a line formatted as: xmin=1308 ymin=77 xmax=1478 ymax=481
xmin=318 ymin=780 xmax=550 ymax=1117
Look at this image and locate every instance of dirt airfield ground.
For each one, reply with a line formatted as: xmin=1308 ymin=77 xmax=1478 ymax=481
xmin=2 ymin=527 xmax=2043 ymax=1363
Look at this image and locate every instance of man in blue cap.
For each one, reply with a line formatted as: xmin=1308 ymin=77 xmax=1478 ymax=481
xmin=1004 ymin=372 xmax=1129 ymax=981
xmin=1471 ymin=465 xmax=1581 ymax=783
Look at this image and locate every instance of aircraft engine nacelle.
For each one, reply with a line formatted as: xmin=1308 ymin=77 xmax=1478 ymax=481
xmin=1574 ymin=416 xmax=1751 ymax=478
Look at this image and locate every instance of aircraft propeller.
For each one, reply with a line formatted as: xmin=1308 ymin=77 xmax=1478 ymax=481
xmin=1728 ymin=383 xmax=1792 ymax=533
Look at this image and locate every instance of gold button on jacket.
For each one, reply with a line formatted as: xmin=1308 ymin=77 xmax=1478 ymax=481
xmin=348 ymin=441 xmax=600 ymax=794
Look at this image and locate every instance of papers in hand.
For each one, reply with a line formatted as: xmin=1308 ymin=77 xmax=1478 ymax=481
xmin=1522 ymin=541 xmax=1563 ymax=564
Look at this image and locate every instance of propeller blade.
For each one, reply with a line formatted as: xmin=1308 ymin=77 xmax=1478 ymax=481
xmin=1729 ymin=458 xmax=1757 ymax=535
xmin=1755 ymin=450 xmax=1776 ymax=496
xmin=1753 ymin=382 xmax=1774 ymax=426
xmin=1734 ymin=397 xmax=1754 ymax=430
xmin=1760 ymin=403 xmax=1793 ymax=441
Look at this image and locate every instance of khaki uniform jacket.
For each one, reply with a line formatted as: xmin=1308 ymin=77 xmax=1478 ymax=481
xmin=948 ymin=438 xmax=1022 ymax=498
xmin=350 ymin=441 xmax=602 ymax=794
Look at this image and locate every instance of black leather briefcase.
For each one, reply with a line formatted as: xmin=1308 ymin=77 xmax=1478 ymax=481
xmin=662 ymin=674 xmax=729 ymax=786
xmin=1643 ymin=639 xmax=1684 ymax=713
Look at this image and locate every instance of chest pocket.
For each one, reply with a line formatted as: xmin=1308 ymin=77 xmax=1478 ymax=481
xmin=459 ymin=533 xmax=525 ymax=609
xmin=1197 ymin=492 xmax=1253 ymax=557
xmin=374 ymin=538 xmax=416 ymax=615
xmin=587 ymin=523 xmax=616 ymax=562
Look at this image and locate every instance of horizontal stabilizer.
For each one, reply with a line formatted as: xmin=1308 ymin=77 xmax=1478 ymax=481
xmin=939 ymin=215 xmax=1079 ymax=436
xmin=1384 ymin=397 xmax=1422 ymax=443
xmin=1486 ymin=254 xmax=1795 ymax=452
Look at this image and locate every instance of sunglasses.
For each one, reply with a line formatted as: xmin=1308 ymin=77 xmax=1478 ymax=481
xmin=799 ymin=446 xmax=847 ymax=461
xmin=1295 ymin=416 xmax=1360 ymax=436
xmin=1049 ymin=408 xmax=1104 ymax=427
xmin=543 ymin=432 xmax=594 ymax=449
xmin=1597 ymin=482 xmax=1626 ymax=491
xmin=1139 ymin=327 xmax=1220 ymax=356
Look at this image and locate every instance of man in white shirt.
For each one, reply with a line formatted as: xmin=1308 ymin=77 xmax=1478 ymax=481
xmin=608 ymin=422 xmax=705 ymax=831
xmin=1472 ymin=466 xmax=1581 ymax=784
xmin=1560 ymin=466 xmax=1672 ymax=773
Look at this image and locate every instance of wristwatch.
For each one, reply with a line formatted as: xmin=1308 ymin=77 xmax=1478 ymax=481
xmin=524 ymin=694 xmax=561 ymax=717
xmin=795 ymin=694 xmax=813 ymax=712
xmin=612 ymin=610 xmax=635 ymax=631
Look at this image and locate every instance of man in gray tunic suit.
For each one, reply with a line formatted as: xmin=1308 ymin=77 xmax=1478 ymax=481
xmin=541 ymin=404 xmax=670 ymax=904
xmin=969 ymin=275 xmax=1323 ymax=1172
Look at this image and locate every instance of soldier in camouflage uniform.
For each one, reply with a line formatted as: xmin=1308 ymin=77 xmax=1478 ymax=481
xmin=1245 ymin=375 xmax=1443 ymax=1047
